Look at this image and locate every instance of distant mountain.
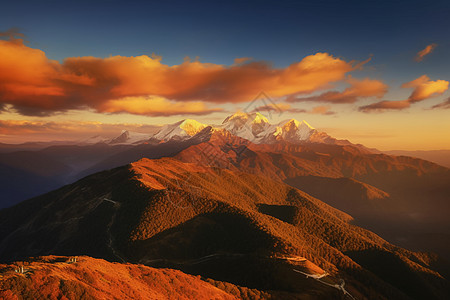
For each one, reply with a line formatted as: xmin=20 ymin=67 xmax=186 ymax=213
xmin=0 ymin=151 xmax=73 ymax=208
xmin=1 ymin=157 xmax=448 ymax=299
xmin=77 ymin=135 xmax=111 ymax=145
xmin=0 ymin=144 xmax=135 ymax=208
xmin=108 ymin=130 xmax=151 ymax=145
xmin=0 ymin=141 xmax=79 ymax=153
xmin=385 ymin=149 xmax=450 ymax=168
xmin=77 ymin=119 xmax=207 ymax=146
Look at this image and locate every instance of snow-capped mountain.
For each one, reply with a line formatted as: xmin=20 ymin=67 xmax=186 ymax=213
xmin=274 ymin=119 xmax=315 ymax=141
xmin=109 ymin=130 xmax=152 ymax=145
xmin=80 ymin=112 xmax=353 ymax=147
xmin=151 ymin=119 xmax=207 ymax=142
xmin=79 ymin=131 xmax=151 ymax=145
xmin=221 ymin=112 xmax=272 ymax=142
xmin=77 ymin=135 xmax=111 ymax=145
xmin=219 ymin=112 xmax=324 ymax=144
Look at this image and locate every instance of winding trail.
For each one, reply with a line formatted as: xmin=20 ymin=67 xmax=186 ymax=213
xmin=103 ymin=197 xmax=126 ymax=263
xmin=293 ymin=268 xmax=355 ymax=299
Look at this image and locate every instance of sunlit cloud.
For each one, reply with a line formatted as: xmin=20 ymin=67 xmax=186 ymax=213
xmin=309 ymin=105 xmax=336 ymax=115
xmin=401 ymin=75 xmax=448 ymax=103
xmin=415 ymin=43 xmax=437 ymax=62
xmin=99 ymin=96 xmax=223 ymax=116
xmin=287 ymin=76 xmax=387 ymax=104
xmin=360 ymin=75 xmax=448 ymax=112
xmin=0 ymin=33 xmax=366 ymax=116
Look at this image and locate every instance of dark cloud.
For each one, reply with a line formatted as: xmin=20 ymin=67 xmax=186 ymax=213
xmin=288 ymin=77 xmax=387 ymax=104
xmin=359 ymin=100 xmax=410 ymax=112
xmin=431 ymin=97 xmax=450 ymax=109
xmin=0 ymin=28 xmax=24 ymax=40
xmin=251 ymin=103 xmax=335 ymax=115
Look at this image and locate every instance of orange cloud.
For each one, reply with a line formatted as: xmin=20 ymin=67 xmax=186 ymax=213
xmin=310 ymin=105 xmax=335 ymax=115
xmin=0 ymin=35 xmax=363 ymax=116
xmin=415 ymin=44 xmax=437 ymax=62
xmin=288 ymin=76 xmax=387 ymax=103
xmin=359 ymin=75 xmax=449 ymax=112
xmin=401 ymin=75 xmax=449 ymax=103
xmin=99 ymin=96 xmax=223 ymax=116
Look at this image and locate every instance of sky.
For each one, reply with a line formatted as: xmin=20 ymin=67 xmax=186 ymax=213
xmin=0 ymin=0 xmax=449 ymax=150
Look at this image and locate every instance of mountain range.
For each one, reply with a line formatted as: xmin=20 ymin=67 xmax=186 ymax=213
xmin=0 ymin=112 xmax=366 ymax=208
xmin=1 ymin=112 xmax=449 ymax=299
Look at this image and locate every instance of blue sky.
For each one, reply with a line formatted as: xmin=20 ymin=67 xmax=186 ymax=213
xmin=2 ymin=0 xmax=449 ymax=66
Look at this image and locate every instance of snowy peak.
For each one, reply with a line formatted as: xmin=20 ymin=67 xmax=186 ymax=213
xmin=222 ymin=111 xmax=269 ymax=126
xmin=220 ymin=113 xmax=318 ymax=144
xmin=179 ymin=119 xmax=208 ymax=136
xmin=272 ymin=119 xmax=316 ymax=141
xmin=80 ymin=112 xmax=337 ymax=147
xmin=109 ymin=130 xmax=151 ymax=145
xmin=221 ymin=112 xmax=271 ymax=141
xmin=278 ymin=119 xmax=314 ymax=130
xmin=152 ymin=119 xmax=207 ymax=142
xmin=78 ymin=135 xmax=110 ymax=145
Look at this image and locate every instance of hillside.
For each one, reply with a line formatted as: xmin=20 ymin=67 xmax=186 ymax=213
xmin=0 ymin=256 xmax=237 ymax=300
xmin=0 ymin=157 xmax=448 ymax=299
xmin=175 ymin=130 xmax=450 ymax=257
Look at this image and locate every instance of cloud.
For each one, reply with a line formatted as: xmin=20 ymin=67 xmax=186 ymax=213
xmin=415 ymin=44 xmax=437 ymax=62
xmin=431 ymin=97 xmax=450 ymax=109
xmin=309 ymin=105 xmax=336 ymax=115
xmin=288 ymin=76 xmax=387 ymax=104
xmin=99 ymin=96 xmax=223 ymax=116
xmin=401 ymin=75 xmax=449 ymax=103
xmin=251 ymin=102 xmax=306 ymax=113
xmin=233 ymin=57 xmax=252 ymax=65
xmin=359 ymin=75 xmax=449 ymax=112
xmin=252 ymin=102 xmax=335 ymax=115
xmin=0 ymin=28 xmax=24 ymax=40
xmin=359 ymin=100 xmax=411 ymax=112
xmin=0 ymin=119 xmax=161 ymax=142
xmin=0 ymin=36 xmax=364 ymax=116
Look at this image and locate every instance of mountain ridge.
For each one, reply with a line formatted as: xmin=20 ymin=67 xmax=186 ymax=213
xmin=1 ymin=156 xmax=449 ymax=299
xmin=71 ymin=112 xmax=370 ymax=149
